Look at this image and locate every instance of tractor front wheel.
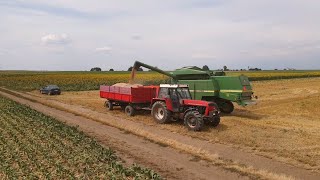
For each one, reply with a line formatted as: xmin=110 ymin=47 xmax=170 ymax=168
xmin=218 ymin=100 xmax=234 ymax=114
xmin=209 ymin=116 xmax=220 ymax=127
xmin=125 ymin=105 xmax=135 ymax=116
xmin=151 ymin=101 xmax=171 ymax=124
xmin=184 ymin=111 xmax=204 ymax=131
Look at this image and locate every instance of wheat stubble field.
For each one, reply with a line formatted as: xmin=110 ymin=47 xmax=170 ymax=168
xmin=1 ymin=70 xmax=320 ymax=179
xmin=29 ymin=77 xmax=320 ymax=172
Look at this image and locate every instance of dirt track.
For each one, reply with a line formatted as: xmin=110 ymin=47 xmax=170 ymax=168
xmin=1 ymin=78 xmax=320 ymax=179
xmin=0 ymin=89 xmax=244 ymax=180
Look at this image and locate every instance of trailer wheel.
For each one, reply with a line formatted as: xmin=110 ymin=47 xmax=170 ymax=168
xmin=105 ymin=101 xmax=113 ymax=110
xmin=209 ymin=116 xmax=220 ymax=127
xmin=184 ymin=111 xmax=204 ymax=131
xmin=151 ymin=101 xmax=171 ymax=124
xmin=218 ymin=100 xmax=234 ymax=114
xmin=120 ymin=105 xmax=126 ymax=111
xmin=125 ymin=105 xmax=135 ymax=116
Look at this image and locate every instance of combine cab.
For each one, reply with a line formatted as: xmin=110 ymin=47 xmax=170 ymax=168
xmin=133 ymin=61 xmax=257 ymax=113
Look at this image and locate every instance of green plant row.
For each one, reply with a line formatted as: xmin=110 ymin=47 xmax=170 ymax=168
xmin=0 ymin=96 xmax=161 ymax=179
xmin=0 ymin=71 xmax=169 ymax=91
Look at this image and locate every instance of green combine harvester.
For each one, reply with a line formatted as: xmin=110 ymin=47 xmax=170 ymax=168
xmin=133 ymin=61 xmax=257 ymax=113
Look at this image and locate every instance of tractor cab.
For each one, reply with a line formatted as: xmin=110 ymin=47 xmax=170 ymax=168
xmin=151 ymin=84 xmax=220 ymax=131
xmin=157 ymin=84 xmax=191 ymax=111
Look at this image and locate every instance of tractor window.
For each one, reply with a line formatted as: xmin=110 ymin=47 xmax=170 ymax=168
xmin=169 ymin=89 xmax=179 ymax=101
xmin=158 ymin=88 xmax=169 ymax=98
xmin=177 ymin=88 xmax=192 ymax=99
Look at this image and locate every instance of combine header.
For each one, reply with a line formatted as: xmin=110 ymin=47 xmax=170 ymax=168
xmin=132 ymin=61 xmax=257 ymax=113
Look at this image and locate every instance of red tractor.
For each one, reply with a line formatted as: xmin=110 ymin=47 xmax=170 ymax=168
xmin=100 ymin=84 xmax=220 ymax=131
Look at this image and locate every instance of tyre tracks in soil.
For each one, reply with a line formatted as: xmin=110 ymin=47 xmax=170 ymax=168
xmin=0 ymin=88 xmax=319 ymax=180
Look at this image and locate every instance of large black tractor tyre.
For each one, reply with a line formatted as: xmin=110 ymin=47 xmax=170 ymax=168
xmin=105 ymin=101 xmax=113 ymax=110
xmin=209 ymin=116 xmax=220 ymax=127
xmin=218 ymin=100 xmax=234 ymax=114
xmin=184 ymin=111 xmax=204 ymax=131
xmin=125 ymin=105 xmax=135 ymax=116
xmin=151 ymin=101 xmax=172 ymax=124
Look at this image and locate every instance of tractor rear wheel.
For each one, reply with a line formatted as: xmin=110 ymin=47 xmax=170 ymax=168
xmin=105 ymin=101 xmax=113 ymax=110
xmin=125 ymin=105 xmax=135 ymax=116
xmin=218 ymin=100 xmax=234 ymax=114
xmin=151 ymin=101 xmax=171 ymax=124
xmin=184 ymin=111 xmax=204 ymax=131
xmin=209 ymin=116 xmax=220 ymax=127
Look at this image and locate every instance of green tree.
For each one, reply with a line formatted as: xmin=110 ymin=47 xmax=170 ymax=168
xmin=90 ymin=67 xmax=101 ymax=71
xmin=223 ymin=66 xmax=228 ymax=71
xmin=202 ymin=65 xmax=209 ymax=71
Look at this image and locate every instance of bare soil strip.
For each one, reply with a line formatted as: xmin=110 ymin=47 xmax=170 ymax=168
xmin=1 ymin=88 xmax=319 ymax=179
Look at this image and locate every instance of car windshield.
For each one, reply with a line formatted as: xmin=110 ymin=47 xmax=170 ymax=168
xmin=48 ymin=85 xmax=59 ymax=89
xmin=176 ymin=87 xmax=192 ymax=99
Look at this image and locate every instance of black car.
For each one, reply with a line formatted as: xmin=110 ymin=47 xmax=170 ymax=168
xmin=40 ymin=85 xmax=61 ymax=95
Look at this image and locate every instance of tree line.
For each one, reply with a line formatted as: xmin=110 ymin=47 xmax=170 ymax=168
xmin=90 ymin=65 xmax=273 ymax=72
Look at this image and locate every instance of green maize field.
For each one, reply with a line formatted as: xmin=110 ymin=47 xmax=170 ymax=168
xmin=0 ymin=95 xmax=161 ymax=179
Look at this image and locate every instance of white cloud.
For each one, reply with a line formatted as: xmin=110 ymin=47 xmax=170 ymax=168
xmin=41 ymin=34 xmax=71 ymax=45
xmin=191 ymin=53 xmax=216 ymax=59
xmin=131 ymin=34 xmax=142 ymax=40
xmin=0 ymin=48 xmax=10 ymax=55
xmin=95 ymin=46 xmax=112 ymax=53
xmin=1 ymin=0 xmax=320 ymax=70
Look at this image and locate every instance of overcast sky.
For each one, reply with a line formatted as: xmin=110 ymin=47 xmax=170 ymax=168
xmin=0 ymin=0 xmax=319 ymax=71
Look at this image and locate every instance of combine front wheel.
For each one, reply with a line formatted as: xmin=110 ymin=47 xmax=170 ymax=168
xmin=184 ymin=111 xmax=204 ymax=131
xmin=218 ymin=100 xmax=234 ymax=114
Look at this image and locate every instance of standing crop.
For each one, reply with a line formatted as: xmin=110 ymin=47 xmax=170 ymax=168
xmin=0 ymin=70 xmax=319 ymax=91
xmin=0 ymin=95 xmax=161 ymax=179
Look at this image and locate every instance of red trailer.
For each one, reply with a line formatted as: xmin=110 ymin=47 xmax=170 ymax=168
xmin=100 ymin=85 xmax=156 ymax=116
xmin=100 ymin=84 xmax=221 ymax=131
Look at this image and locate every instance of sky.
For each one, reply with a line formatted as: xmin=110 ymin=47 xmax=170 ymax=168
xmin=0 ymin=0 xmax=319 ymax=71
